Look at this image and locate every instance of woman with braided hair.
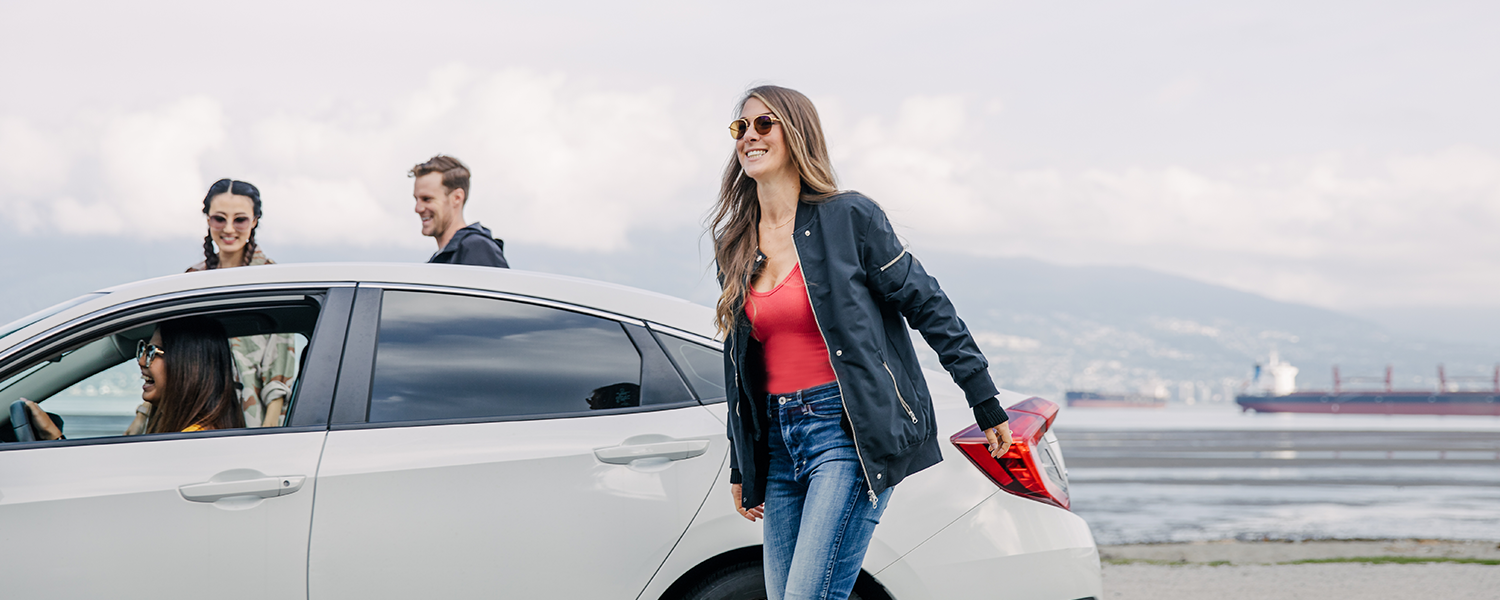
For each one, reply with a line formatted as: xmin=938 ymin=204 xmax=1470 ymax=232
xmin=127 ymin=179 xmax=297 ymax=431
xmin=189 ymin=179 xmax=265 ymax=270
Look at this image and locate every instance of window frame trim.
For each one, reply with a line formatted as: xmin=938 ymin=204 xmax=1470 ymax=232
xmin=645 ymin=322 xmax=719 ymax=347
xmin=0 ymin=425 xmax=329 ymax=452
xmin=366 ymin=283 xmax=647 ymax=327
xmin=0 ymin=283 xmax=354 ymax=375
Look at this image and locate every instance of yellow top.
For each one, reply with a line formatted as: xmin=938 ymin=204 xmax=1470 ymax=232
xmin=182 ymin=423 xmax=207 ymax=432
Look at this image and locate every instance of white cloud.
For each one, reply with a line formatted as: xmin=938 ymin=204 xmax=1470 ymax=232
xmin=830 ymin=99 xmax=1500 ymax=308
xmin=0 ymin=97 xmax=226 ymax=239
xmin=973 ymin=331 xmax=1042 ymax=351
xmin=245 ymin=66 xmax=718 ymax=251
xmin=90 ymin=96 xmax=226 ymax=237
xmin=1 ymin=70 xmax=1498 ymax=310
xmin=0 ymin=67 xmax=722 ymax=252
xmin=0 ymin=117 xmax=72 ymax=197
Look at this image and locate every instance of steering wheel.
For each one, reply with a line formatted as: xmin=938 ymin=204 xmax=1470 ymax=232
xmin=9 ymin=400 xmax=37 ymax=442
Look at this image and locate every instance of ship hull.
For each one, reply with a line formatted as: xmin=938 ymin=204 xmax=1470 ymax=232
xmin=1236 ymin=393 xmax=1500 ymax=416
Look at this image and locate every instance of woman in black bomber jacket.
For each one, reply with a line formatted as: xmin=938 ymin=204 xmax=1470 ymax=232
xmin=709 ymin=85 xmax=1015 ymax=600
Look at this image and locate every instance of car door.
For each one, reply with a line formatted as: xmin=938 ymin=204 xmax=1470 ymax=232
xmin=307 ymin=286 xmax=727 ymax=599
xmin=0 ymin=286 xmax=352 ymax=600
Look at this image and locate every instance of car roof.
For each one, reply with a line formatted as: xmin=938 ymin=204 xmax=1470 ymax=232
xmin=4 ymin=264 xmax=718 ymax=353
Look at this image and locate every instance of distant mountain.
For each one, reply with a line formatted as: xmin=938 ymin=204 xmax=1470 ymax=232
xmin=912 ymin=254 xmax=1500 ymax=403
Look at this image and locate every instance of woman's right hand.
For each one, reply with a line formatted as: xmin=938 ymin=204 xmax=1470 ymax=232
xmin=124 ymin=402 xmax=151 ymax=436
xmin=732 ymin=483 xmax=764 ymax=522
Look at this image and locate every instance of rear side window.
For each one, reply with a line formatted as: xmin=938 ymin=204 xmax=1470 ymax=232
xmin=656 ymin=332 xmax=725 ymax=400
xmin=369 ymin=291 xmax=642 ymax=422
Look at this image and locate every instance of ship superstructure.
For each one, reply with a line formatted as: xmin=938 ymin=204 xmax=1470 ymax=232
xmin=1236 ymin=358 xmax=1500 ymax=416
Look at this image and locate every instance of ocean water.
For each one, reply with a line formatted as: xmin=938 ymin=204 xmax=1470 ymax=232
xmin=1051 ymin=405 xmax=1500 ymax=544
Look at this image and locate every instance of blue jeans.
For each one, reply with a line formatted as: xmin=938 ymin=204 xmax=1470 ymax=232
xmin=764 ymin=382 xmax=893 ymax=600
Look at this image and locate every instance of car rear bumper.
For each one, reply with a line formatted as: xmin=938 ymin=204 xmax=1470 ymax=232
xmin=873 ymin=492 xmax=1102 ymax=600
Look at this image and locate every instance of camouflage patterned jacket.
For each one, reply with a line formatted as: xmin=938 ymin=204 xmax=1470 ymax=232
xmin=188 ymin=249 xmax=297 ymax=427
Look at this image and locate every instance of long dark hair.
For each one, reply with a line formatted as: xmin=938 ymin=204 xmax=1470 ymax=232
xmin=145 ymin=317 xmax=245 ymax=434
xmin=709 ymin=85 xmax=840 ymax=336
xmin=201 ymin=179 xmax=263 ymax=269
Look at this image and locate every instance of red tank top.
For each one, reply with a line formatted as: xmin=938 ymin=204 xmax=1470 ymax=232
xmin=745 ymin=263 xmax=838 ymax=394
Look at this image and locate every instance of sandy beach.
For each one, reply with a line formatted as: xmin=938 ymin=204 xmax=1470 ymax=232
xmin=1100 ymin=539 xmax=1500 ymax=599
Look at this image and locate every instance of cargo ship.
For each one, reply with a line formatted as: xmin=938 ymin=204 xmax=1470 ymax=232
xmin=1065 ymin=391 xmax=1167 ymax=409
xmin=1236 ymin=363 xmax=1500 ymax=416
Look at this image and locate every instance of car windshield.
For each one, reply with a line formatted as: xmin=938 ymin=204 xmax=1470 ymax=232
xmin=0 ymin=293 xmax=107 ymax=343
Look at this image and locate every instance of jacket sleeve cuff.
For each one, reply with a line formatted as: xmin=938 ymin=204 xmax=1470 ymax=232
xmin=729 ymin=468 xmax=743 ymax=485
xmin=973 ymin=397 xmax=1010 ymax=430
xmin=958 ymin=370 xmax=1001 ymax=407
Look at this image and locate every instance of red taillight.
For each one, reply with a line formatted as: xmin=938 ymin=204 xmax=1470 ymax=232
xmin=950 ymin=396 xmax=1070 ymax=510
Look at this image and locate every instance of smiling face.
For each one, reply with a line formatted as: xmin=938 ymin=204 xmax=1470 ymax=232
xmin=139 ymin=329 xmax=167 ymax=404
xmin=736 ymin=97 xmax=795 ymax=183
xmin=413 ymin=172 xmax=464 ymax=238
xmin=207 ymin=193 xmax=257 ymax=257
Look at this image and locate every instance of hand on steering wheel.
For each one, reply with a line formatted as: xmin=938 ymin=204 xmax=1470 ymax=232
xmin=8 ymin=399 xmax=62 ymax=442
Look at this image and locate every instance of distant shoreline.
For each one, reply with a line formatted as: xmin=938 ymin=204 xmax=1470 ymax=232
xmin=1102 ymin=538 xmax=1500 ymax=565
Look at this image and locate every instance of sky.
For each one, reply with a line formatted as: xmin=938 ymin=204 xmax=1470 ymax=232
xmin=2 ymin=0 xmax=1498 ymax=317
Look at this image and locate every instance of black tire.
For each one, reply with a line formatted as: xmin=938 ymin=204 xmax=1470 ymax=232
xmin=678 ymin=559 xmax=866 ymax=600
xmin=679 ymin=560 xmax=765 ymax=600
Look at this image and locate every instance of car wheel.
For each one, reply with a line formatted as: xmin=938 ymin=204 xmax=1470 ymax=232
xmin=679 ymin=560 xmax=866 ymax=600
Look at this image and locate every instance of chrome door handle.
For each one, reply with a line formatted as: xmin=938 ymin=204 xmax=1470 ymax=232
xmin=594 ymin=440 xmax=709 ymax=464
xmin=179 ymin=475 xmax=306 ymax=503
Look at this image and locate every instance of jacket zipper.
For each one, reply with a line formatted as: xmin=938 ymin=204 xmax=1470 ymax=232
xmin=791 ymin=234 xmax=881 ymax=507
xmin=878 ymin=248 xmax=907 ymax=272
xmin=732 ymin=254 xmax=758 ymax=397
xmin=730 ymin=330 xmax=740 ymax=393
xmin=883 ymin=362 xmax=918 ymax=424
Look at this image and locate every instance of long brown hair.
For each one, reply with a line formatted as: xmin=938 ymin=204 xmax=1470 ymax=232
xmin=709 ymin=85 xmax=840 ymax=336
xmin=146 ymin=317 xmax=246 ymax=434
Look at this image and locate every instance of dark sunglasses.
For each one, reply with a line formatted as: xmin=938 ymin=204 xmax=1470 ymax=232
xmin=136 ymin=340 xmax=166 ymax=367
xmin=209 ymin=215 xmax=254 ymax=230
xmin=729 ymin=114 xmax=781 ymax=140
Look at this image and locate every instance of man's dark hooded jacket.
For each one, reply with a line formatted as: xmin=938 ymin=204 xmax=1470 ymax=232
xmin=429 ymin=222 xmax=509 ymax=268
xmin=724 ymin=192 xmax=1008 ymax=509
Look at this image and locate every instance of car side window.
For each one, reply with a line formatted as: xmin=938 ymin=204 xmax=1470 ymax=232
xmin=35 ymin=358 xmax=141 ymax=439
xmin=31 ymin=333 xmax=309 ymax=439
xmin=0 ymin=302 xmax=320 ymax=443
xmin=654 ymin=332 xmax=725 ymax=401
xmin=368 ymin=291 xmax=643 ymax=423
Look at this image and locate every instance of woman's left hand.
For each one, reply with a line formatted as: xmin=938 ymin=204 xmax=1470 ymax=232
xmin=22 ymin=400 xmax=63 ymax=441
xmin=984 ymin=423 xmax=1013 ymax=458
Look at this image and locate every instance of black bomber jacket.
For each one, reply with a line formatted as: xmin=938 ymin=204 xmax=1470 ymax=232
xmin=724 ymin=192 xmax=1008 ymax=508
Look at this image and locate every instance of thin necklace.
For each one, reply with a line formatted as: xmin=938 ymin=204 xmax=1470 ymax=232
xmin=763 ymin=213 xmax=795 ymax=230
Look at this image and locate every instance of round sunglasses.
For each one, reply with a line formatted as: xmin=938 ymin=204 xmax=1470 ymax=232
xmin=208 ymin=215 xmax=254 ymax=230
xmin=728 ymin=114 xmax=781 ymax=140
xmin=136 ymin=340 xmax=166 ymax=368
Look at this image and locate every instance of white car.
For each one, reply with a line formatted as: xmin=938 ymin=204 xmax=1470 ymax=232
xmin=0 ymin=264 xmax=1101 ymax=600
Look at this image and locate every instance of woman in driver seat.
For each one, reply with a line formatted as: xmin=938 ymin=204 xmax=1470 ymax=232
xmin=27 ymin=316 xmax=246 ymax=439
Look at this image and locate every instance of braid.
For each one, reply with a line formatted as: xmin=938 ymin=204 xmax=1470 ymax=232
xmin=202 ymin=235 xmax=220 ymax=270
xmin=242 ymin=226 xmax=259 ymax=266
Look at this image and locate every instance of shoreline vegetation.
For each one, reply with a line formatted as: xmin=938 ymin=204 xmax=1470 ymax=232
xmin=1101 ymin=540 xmax=1500 ymax=600
xmin=1102 ymin=538 xmax=1500 ymax=566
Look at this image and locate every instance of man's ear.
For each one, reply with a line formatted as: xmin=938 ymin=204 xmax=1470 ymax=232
xmin=450 ymin=187 xmax=466 ymax=207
